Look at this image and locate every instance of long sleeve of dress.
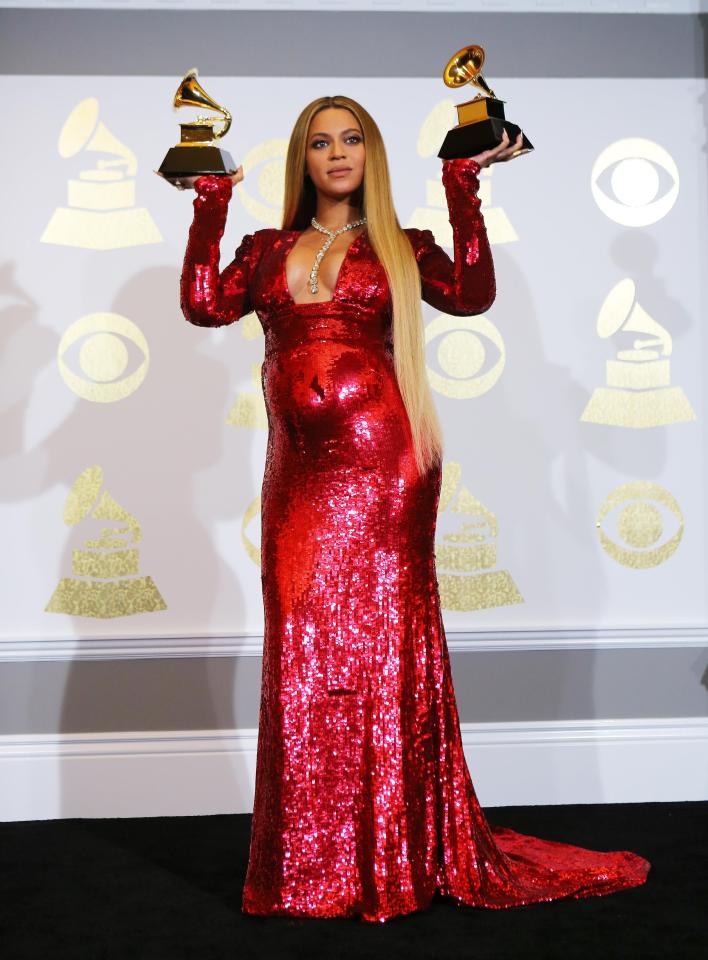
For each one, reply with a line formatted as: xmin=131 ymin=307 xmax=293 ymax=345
xmin=407 ymin=157 xmax=496 ymax=316
xmin=180 ymin=174 xmax=258 ymax=327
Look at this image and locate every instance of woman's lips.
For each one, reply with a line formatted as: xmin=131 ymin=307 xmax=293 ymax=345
xmin=328 ymin=168 xmax=352 ymax=178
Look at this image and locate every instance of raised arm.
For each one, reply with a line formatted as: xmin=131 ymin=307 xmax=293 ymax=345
xmin=407 ymin=157 xmax=496 ymax=316
xmin=180 ymin=174 xmax=257 ymax=327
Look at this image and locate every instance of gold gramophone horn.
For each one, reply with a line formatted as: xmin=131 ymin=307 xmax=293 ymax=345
xmin=173 ymin=67 xmax=232 ymax=139
xmin=443 ymin=44 xmax=497 ymax=100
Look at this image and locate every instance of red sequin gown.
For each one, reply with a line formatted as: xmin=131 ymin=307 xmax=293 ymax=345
xmin=180 ymin=159 xmax=650 ymax=923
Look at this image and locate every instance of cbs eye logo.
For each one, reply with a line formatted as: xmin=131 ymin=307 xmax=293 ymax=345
xmin=57 ymin=312 xmax=149 ymax=402
xmin=596 ymin=481 xmax=683 ymax=569
xmin=424 ymin=313 xmax=505 ymax=399
xmin=591 ymin=138 xmax=679 ymax=227
xmin=237 ymin=139 xmax=288 ymax=227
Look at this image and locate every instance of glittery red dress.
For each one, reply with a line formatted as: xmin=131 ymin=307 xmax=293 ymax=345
xmin=181 ymin=159 xmax=650 ymax=923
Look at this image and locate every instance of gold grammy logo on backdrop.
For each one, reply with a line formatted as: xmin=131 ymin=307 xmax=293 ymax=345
xmin=41 ymin=97 xmax=162 ymax=250
xmin=408 ymin=101 xmax=517 ymax=245
xmin=591 ymin=138 xmax=679 ymax=227
xmin=58 ymin=312 xmax=149 ymax=402
xmin=45 ymin=465 xmax=166 ymax=618
xmin=581 ymin=279 xmax=695 ymax=428
xmin=435 ymin=461 xmax=523 ymax=611
xmin=425 ymin=311 xmax=505 ymax=399
xmin=596 ymin=481 xmax=683 ymax=569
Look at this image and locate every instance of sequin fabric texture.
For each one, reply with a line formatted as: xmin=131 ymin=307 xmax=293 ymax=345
xmin=180 ymin=159 xmax=651 ymax=923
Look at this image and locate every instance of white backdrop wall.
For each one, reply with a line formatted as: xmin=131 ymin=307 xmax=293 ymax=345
xmin=1 ymin=74 xmax=706 ymax=641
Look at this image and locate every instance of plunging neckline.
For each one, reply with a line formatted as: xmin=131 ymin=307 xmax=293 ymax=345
xmin=281 ymin=229 xmax=366 ymax=307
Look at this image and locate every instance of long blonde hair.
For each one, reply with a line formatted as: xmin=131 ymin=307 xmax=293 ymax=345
xmin=281 ymin=95 xmax=443 ymax=478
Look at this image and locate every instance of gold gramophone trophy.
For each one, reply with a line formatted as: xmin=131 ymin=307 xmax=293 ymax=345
xmin=438 ymin=45 xmax=533 ymax=160
xmin=155 ymin=68 xmax=237 ymax=190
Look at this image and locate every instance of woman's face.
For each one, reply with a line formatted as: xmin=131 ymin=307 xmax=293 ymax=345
xmin=304 ymin=107 xmax=365 ymax=202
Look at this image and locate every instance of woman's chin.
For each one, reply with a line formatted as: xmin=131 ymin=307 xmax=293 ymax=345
xmin=319 ymin=183 xmax=361 ymax=202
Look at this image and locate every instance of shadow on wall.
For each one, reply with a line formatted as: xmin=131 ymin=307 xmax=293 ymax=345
xmin=0 ymin=259 xmax=259 ymax=817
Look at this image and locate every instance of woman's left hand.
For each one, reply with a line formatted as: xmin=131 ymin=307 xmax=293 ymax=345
xmin=470 ymin=129 xmax=526 ymax=169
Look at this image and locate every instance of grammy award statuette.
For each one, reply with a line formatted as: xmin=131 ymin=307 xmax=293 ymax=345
xmin=155 ymin=68 xmax=237 ymax=190
xmin=438 ymin=45 xmax=533 ymax=160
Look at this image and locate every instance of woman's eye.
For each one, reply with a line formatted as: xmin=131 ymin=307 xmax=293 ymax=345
xmin=311 ymin=136 xmax=361 ymax=149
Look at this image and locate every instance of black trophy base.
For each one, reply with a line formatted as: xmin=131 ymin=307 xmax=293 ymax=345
xmin=438 ymin=119 xmax=533 ymax=160
xmin=155 ymin=145 xmax=237 ymax=190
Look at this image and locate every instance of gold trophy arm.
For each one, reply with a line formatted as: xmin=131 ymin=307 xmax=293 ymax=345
xmin=214 ymin=108 xmax=232 ymax=139
xmin=191 ymin=108 xmax=232 ymax=139
xmin=173 ymin=67 xmax=233 ymax=139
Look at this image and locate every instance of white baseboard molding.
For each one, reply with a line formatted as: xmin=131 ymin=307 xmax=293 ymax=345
xmin=1 ymin=624 xmax=706 ymax=661
xmin=1 ymin=717 xmax=706 ymax=822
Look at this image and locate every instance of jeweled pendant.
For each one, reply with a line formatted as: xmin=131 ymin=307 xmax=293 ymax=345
xmin=309 ymin=215 xmax=367 ymax=294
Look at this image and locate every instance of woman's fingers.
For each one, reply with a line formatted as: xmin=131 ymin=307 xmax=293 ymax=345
xmin=469 ymin=130 xmax=509 ymax=167
xmin=490 ymin=129 xmax=511 ymax=157
xmin=493 ymin=130 xmax=525 ymax=162
xmin=483 ymin=129 xmax=521 ymax=165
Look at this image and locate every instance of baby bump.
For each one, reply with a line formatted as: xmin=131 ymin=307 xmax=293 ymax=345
xmin=265 ymin=343 xmax=388 ymax=421
xmin=263 ymin=342 xmax=409 ymax=456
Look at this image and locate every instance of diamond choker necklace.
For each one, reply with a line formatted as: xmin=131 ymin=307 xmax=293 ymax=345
xmin=309 ymin=216 xmax=367 ymax=294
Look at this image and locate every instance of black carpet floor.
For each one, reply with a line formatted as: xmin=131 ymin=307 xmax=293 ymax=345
xmin=1 ymin=801 xmax=704 ymax=959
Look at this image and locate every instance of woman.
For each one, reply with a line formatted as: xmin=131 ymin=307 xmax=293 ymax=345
xmin=180 ymin=95 xmax=650 ymax=923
